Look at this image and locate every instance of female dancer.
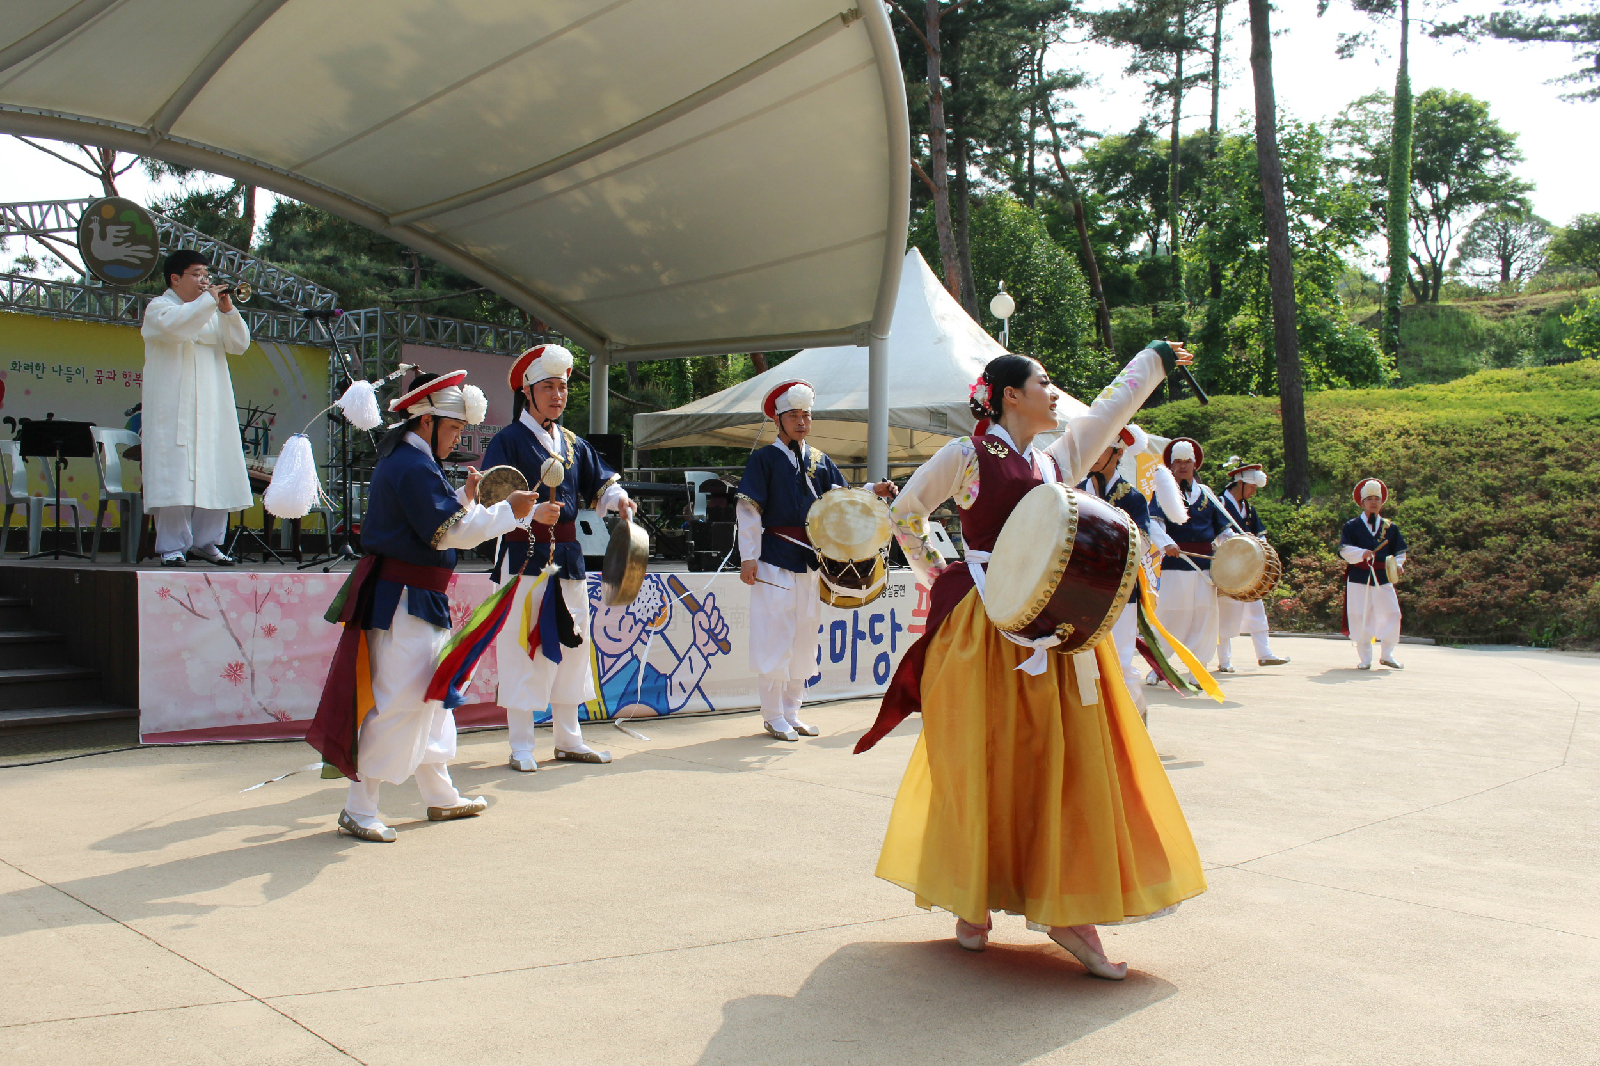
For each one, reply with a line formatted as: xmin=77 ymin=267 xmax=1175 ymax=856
xmin=856 ymin=343 xmax=1208 ymax=979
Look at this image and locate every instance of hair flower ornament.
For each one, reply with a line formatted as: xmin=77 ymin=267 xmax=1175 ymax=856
xmin=969 ymin=377 xmax=992 ymax=409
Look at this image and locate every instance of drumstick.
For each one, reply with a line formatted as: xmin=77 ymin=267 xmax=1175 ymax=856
xmin=665 ymin=574 xmax=734 ymax=654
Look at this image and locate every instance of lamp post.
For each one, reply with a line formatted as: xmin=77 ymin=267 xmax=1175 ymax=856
xmin=989 ymin=283 xmax=1016 ymax=349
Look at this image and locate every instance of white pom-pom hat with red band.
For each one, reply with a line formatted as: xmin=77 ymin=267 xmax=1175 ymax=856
xmin=1162 ymin=436 xmax=1204 ymax=467
xmin=1354 ymin=478 xmax=1389 ymax=504
xmin=763 ymin=379 xmax=815 ymax=420
xmin=389 ymin=369 xmax=488 ymax=425
xmin=1115 ymin=423 xmax=1147 ymax=453
xmin=508 ymin=344 xmax=574 ymax=392
xmin=1226 ymin=459 xmax=1267 ymax=487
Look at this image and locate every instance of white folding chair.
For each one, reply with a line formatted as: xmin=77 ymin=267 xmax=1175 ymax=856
xmin=684 ymin=470 xmax=719 ymax=521
xmin=89 ymin=427 xmax=142 ymax=563
xmin=0 ymin=439 xmax=49 ymax=556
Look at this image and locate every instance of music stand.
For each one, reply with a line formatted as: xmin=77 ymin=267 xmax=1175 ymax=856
xmin=18 ymin=419 xmax=96 ymax=561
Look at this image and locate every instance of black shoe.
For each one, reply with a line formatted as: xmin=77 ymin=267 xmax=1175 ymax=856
xmin=194 ymin=549 xmax=237 ymax=567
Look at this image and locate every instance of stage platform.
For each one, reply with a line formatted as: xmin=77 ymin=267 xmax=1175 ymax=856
xmin=0 ymin=555 xmax=920 ymax=744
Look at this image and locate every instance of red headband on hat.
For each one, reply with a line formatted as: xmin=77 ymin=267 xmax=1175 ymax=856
xmin=390 ymin=369 xmax=468 ymax=414
xmin=1162 ymin=437 xmax=1204 ymax=468
xmin=763 ymin=380 xmax=814 ymax=420
xmin=1353 ymin=478 xmax=1389 ymax=504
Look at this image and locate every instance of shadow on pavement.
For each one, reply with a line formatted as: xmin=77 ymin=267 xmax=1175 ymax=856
xmin=696 ymin=938 xmax=1174 ymax=1066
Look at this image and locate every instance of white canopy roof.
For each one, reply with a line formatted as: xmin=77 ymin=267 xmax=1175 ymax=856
xmin=0 ymin=1 xmax=909 ymax=360
xmin=634 ymin=249 xmax=1089 ymax=464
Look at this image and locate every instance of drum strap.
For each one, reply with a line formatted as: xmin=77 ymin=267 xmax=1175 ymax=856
xmin=964 ymin=549 xmax=1062 ymax=677
xmin=817 ymin=563 xmax=887 ymax=603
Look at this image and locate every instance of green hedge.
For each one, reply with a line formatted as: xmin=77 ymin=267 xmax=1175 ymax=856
xmin=1134 ymin=359 xmax=1600 ymax=646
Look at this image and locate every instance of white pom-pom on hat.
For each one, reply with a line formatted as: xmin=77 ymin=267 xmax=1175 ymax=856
xmin=510 ymin=344 xmax=575 ymax=391
xmin=1152 ymin=463 xmax=1189 ymax=524
xmin=1170 ymin=441 xmax=1195 ymax=462
xmin=763 ymin=379 xmax=816 ymax=419
xmin=335 ymin=379 xmax=383 ymax=431
xmin=462 ymin=384 xmax=488 ymax=426
xmin=264 ymin=433 xmax=322 ymax=520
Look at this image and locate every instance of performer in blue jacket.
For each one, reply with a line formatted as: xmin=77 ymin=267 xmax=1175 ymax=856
xmin=734 ymin=380 xmax=895 ymax=741
xmin=1339 ymin=478 xmax=1409 ymax=670
xmin=1146 ymin=437 xmax=1231 ymax=685
xmin=1214 ymin=457 xmax=1290 ymax=672
xmin=1077 ymin=424 xmax=1155 ymax=721
xmin=308 ymin=370 xmax=535 ymax=843
xmin=481 ymin=344 xmax=635 ymax=772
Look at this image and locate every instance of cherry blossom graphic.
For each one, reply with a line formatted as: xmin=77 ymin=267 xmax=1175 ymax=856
xmin=221 ymin=661 xmax=246 ymax=686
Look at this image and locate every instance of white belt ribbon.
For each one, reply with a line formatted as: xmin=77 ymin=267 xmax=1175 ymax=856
xmin=964 ymin=549 xmax=1061 ymax=676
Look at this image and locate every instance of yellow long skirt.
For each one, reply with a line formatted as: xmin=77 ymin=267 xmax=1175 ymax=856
xmin=876 ymin=591 xmax=1207 ymax=928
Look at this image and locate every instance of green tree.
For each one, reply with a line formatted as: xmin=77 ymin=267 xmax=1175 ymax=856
xmin=1546 ymin=213 xmax=1600 ymax=280
xmin=1245 ymin=0 xmax=1311 ymax=501
xmin=1450 ymin=205 xmax=1551 ymax=289
xmin=1563 ymin=296 xmax=1600 ymax=357
xmin=1335 ymin=88 xmax=1531 ymax=303
xmin=1432 ymin=0 xmax=1600 ymax=102
xmin=910 ymin=193 xmax=1105 ymax=394
xmin=1190 ymin=123 xmax=1390 ymax=394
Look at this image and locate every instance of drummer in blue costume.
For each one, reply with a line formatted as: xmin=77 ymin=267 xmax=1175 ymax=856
xmin=1214 ymin=457 xmax=1290 ymax=672
xmin=1146 ymin=437 xmax=1232 ymax=685
xmin=1339 ymin=477 xmax=1409 ymax=670
xmin=308 ymin=370 xmax=536 ymax=843
xmin=1077 ymin=423 xmax=1157 ymax=721
xmin=480 ymin=344 xmax=636 ymax=772
xmin=735 ymin=379 xmax=896 ymax=741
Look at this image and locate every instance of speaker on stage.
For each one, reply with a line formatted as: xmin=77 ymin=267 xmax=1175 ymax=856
xmin=686 ymin=519 xmax=736 ymax=572
xmin=584 ymin=433 xmax=624 ymax=473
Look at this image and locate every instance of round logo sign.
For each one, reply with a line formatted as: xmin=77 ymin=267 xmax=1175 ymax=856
xmin=77 ymin=197 xmax=160 ymax=285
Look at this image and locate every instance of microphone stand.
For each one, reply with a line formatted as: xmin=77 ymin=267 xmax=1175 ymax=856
xmin=298 ymin=309 xmax=363 ymax=572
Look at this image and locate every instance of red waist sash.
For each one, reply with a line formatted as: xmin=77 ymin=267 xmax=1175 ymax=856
xmin=767 ymin=525 xmax=810 ymax=544
xmin=1176 ymin=541 xmax=1214 ymax=555
xmin=504 ymin=521 xmax=578 ymax=545
xmin=377 ymin=557 xmax=452 ymax=592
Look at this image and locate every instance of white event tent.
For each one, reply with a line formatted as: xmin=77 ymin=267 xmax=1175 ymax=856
xmin=634 ymin=249 xmax=1089 ymax=468
xmin=0 ymin=0 xmax=910 ymax=475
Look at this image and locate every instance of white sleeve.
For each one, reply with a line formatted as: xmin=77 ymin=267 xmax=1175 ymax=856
xmin=1045 ymin=346 xmax=1172 ymax=484
xmin=1394 ymin=552 xmax=1408 ymax=567
xmin=437 ymin=500 xmax=519 ymax=549
xmin=1338 ymin=544 xmax=1369 ymax=565
xmin=1148 ymin=514 xmax=1175 ymax=552
xmin=141 ymin=292 xmax=220 ymax=343
xmin=890 ymin=438 xmax=969 ymax=587
xmin=220 ymin=310 xmax=251 ymax=354
xmin=596 ymin=481 xmax=629 ymax=515
xmin=736 ymin=498 xmax=762 ymax=562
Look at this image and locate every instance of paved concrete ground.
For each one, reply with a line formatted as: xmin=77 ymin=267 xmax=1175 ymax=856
xmin=1 ymin=636 xmax=1594 ymax=1065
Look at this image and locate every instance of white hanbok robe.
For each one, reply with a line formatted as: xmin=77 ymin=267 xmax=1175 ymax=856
xmin=139 ymin=289 xmax=253 ymax=510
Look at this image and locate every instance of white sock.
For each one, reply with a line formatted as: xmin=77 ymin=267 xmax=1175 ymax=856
xmin=782 ymin=680 xmax=810 ymax=731
xmin=414 ymin=762 xmax=463 ymax=808
xmin=552 ymin=703 xmax=589 ymax=752
xmin=759 ymin=679 xmax=788 ymax=728
xmin=344 ymin=777 xmax=383 ymax=826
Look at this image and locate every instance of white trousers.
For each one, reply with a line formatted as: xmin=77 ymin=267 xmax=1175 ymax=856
xmin=344 ymin=609 xmax=463 ymax=820
xmin=748 ymin=563 xmax=822 ymax=724
xmin=1216 ymin=595 xmax=1274 ymax=667
xmin=1154 ymin=568 xmax=1217 ymax=673
xmin=154 ymin=505 xmax=229 ymax=555
xmin=1346 ymin=581 xmax=1401 ymax=664
xmin=495 ymin=575 xmax=595 ymax=755
xmin=1108 ymin=601 xmax=1148 ymax=719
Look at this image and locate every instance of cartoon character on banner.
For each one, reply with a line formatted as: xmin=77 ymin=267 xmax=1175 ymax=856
xmin=587 ymin=574 xmax=730 ymax=719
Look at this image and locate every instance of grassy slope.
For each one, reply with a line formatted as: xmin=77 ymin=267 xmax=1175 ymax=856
xmin=1135 ymin=359 xmax=1600 ymax=646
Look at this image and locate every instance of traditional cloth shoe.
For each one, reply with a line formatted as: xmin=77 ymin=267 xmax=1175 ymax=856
xmin=509 ymin=754 xmax=536 ymax=773
xmin=1356 ymin=662 xmax=1372 ymax=671
xmin=337 ymin=810 xmax=396 ymax=842
xmin=427 ymin=795 xmax=488 ymax=821
xmin=554 ymin=748 xmax=612 ymax=764
xmin=1145 ymin=671 xmax=1163 ymax=687
xmin=1215 ymin=664 xmax=1237 ymax=673
xmin=1258 ymin=656 xmax=1290 ymax=666
xmin=955 ymin=916 xmax=992 ymax=952
xmin=763 ymin=722 xmax=799 ymax=742
xmin=194 ymin=548 xmax=237 ymax=566
xmin=1380 ymin=658 xmax=1405 ymax=670
xmin=161 ymin=552 xmax=187 ymax=567
xmin=790 ymin=721 xmax=820 ymax=737
xmin=1047 ymin=926 xmax=1128 ymax=980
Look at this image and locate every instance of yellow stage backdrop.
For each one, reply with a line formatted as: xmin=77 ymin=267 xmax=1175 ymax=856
xmin=0 ymin=311 xmax=329 ymax=528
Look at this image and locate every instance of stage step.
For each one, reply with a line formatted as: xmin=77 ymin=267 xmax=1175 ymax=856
xmin=0 ymin=665 xmax=104 ymax=710
xmin=0 ymin=704 xmax=138 ymax=732
xmin=0 ymin=629 xmax=72 ymax=669
xmin=0 ymin=596 xmax=32 ymax=630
